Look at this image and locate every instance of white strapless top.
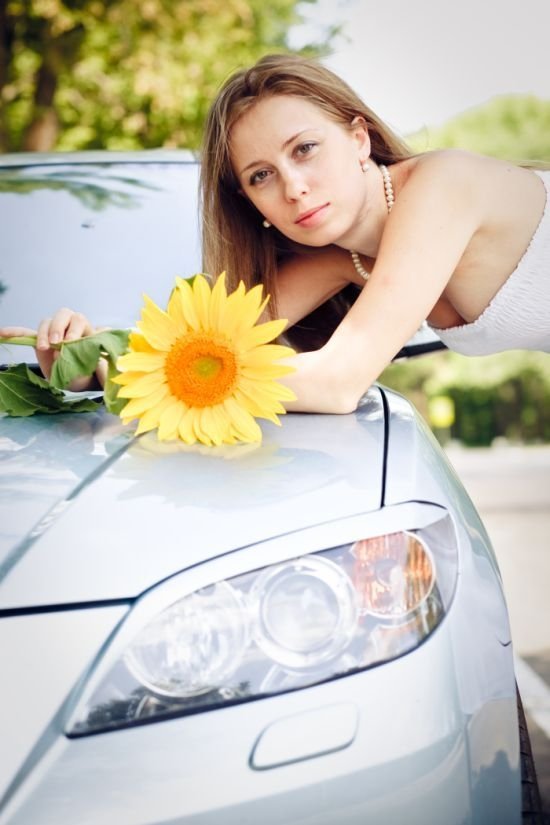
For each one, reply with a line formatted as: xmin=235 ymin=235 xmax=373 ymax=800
xmin=429 ymin=169 xmax=550 ymax=355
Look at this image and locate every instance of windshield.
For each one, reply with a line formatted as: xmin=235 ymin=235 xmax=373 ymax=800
xmin=0 ymin=160 xmax=201 ymax=343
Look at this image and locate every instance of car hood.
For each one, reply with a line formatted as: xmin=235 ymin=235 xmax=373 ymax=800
xmin=0 ymin=389 xmax=386 ymax=609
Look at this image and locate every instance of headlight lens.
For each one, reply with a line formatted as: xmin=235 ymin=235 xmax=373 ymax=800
xmin=352 ymin=531 xmax=434 ymax=619
xmin=252 ymin=555 xmax=358 ymax=669
xmin=124 ymin=581 xmax=249 ymax=699
xmin=67 ymin=515 xmax=456 ymax=736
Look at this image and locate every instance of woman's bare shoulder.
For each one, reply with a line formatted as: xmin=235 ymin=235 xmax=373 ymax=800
xmin=392 ymin=150 xmax=518 ymax=224
xmin=399 ymin=149 xmax=494 ymax=184
xmin=403 ymin=148 xmax=534 ymax=188
xmin=408 ymin=149 xmax=545 ymax=228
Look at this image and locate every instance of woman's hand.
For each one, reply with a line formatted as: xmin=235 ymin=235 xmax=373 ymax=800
xmin=0 ymin=308 xmax=107 ymax=390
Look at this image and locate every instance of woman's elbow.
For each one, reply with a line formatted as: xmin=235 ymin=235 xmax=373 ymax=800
xmin=285 ymin=346 xmax=373 ymax=414
xmin=317 ymin=370 xmax=370 ymax=415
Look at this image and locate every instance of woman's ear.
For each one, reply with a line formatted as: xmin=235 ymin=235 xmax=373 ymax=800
xmin=350 ymin=115 xmax=371 ymax=159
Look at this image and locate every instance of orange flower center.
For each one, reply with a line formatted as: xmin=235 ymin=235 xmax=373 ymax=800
xmin=164 ymin=333 xmax=238 ymax=407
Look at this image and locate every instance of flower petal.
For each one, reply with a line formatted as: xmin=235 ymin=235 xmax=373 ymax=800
xmin=242 ymin=344 xmax=295 ymax=367
xmin=134 ymin=417 xmax=160 ymax=436
xmin=237 ymin=318 xmax=288 ymax=351
xmin=192 ymin=274 xmax=212 ymax=330
xmin=222 ymin=282 xmax=266 ymax=337
xmin=138 ymin=295 xmax=180 ymax=350
xmin=112 ymin=370 xmax=147 ymax=386
xmin=167 ymin=286 xmax=190 ymax=333
xmin=240 ymin=363 xmax=296 ymax=380
xmin=210 ymin=403 xmax=234 ymax=443
xmin=135 ymin=395 xmax=175 ymax=435
xmin=128 ymin=332 xmax=156 ymax=353
xmin=120 ymin=386 xmax=169 ymax=421
xmin=192 ymin=407 xmax=217 ymax=446
xmin=175 ymin=277 xmax=201 ymax=330
xmin=117 ymin=351 xmax=166 ymax=373
xmin=209 ymin=272 xmax=228 ymax=331
xmin=192 ymin=408 xmax=210 ymax=445
xmin=223 ymin=397 xmax=262 ymax=443
xmin=233 ymin=386 xmax=284 ymax=424
xmin=158 ymin=399 xmax=187 ymax=441
xmin=178 ymin=408 xmax=197 ymax=444
xmin=116 ymin=370 xmax=166 ymax=398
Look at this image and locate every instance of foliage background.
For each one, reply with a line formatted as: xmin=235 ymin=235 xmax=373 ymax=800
xmin=0 ymin=0 xmax=330 ymax=152
xmin=409 ymin=94 xmax=550 ymax=165
xmin=1 ymin=0 xmax=549 ymax=444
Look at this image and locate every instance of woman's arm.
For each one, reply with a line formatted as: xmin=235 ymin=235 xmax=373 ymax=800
xmin=281 ymin=154 xmax=483 ymax=413
xmin=275 ymin=245 xmax=361 ymax=327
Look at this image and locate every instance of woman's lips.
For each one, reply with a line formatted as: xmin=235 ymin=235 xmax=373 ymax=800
xmin=295 ymin=203 xmax=330 ymax=227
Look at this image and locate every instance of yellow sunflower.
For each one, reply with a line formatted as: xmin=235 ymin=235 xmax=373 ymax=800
xmin=113 ymin=273 xmax=296 ymax=445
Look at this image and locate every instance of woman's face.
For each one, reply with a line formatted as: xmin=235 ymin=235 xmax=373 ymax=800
xmin=230 ymin=95 xmax=372 ymax=248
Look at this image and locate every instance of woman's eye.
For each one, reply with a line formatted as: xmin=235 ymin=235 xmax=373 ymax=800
xmin=296 ymin=142 xmax=317 ymax=157
xmin=250 ymin=169 xmax=271 ymax=186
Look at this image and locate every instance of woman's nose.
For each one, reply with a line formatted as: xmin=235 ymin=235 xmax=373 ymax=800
xmin=282 ymin=170 xmax=309 ymax=201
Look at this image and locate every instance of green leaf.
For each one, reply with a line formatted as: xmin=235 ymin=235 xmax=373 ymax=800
xmin=0 ymin=364 xmax=99 ymax=416
xmin=103 ymin=359 xmax=126 ymax=416
xmin=50 ymin=329 xmax=130 ymax=390
xmin=0 ymin=330 xmax=130 ymax=417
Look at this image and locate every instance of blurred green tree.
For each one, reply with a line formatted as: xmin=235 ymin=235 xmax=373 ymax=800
xmin=409 ymin=94 xmax=550 ymax=162
xmin=381 ymin=350 xmax=550 ymax=446
xmin=0 ymin=0 xmax=331 ymax=152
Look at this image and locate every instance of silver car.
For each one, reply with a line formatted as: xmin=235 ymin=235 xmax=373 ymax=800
xmin=0 ymin=152 xmax=542 ymax=825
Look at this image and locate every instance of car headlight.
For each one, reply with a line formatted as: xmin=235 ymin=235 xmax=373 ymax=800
xmin=66 ymin=512 xmax=456 ymax=736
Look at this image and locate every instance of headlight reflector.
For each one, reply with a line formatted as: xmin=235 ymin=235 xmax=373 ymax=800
xmin=352 ymin=531 xmax=434 ymax=619
xmin=124 ymin=581 xmax=248 ymax=699
xmin=253 ymin=555 xmax=358 ymax=669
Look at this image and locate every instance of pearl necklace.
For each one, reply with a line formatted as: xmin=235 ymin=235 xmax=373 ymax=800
xmin=350 ymin=164 xmax=394 ymax=281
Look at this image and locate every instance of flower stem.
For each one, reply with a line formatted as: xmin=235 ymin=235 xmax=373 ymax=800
xmin=1 ymin=335 xmax=61 ymax=350
xmin=1 ymin=335 xmax=38 ymax=346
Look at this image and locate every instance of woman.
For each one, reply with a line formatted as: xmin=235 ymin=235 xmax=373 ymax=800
xmin=200 ymin=53 xmax=549 ymax=413
xmin=2 ymin=53 xmax=549 ymax=411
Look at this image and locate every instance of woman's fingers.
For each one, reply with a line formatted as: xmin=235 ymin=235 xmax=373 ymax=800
xmin=65 ymin=311 xmax=94 ymax=341
xmin=36 ymin=317 xmax=54 ymax=350
xmin=36 ymin=310 xmax=95 ymax=378
xmin=1 ymin=311 xmax=95 ymax=345
xmin=36 ymin=308 xmax=93 ymax=348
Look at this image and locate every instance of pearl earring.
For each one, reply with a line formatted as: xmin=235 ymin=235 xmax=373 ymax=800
xmin=262 ymin=219 xmax=271 ymax=228
xmin=361 ymin=162 xmax=369 ymax=173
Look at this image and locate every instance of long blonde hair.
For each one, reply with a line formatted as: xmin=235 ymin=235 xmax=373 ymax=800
xmin=200 ymin=53 xmax=412 ymax=342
